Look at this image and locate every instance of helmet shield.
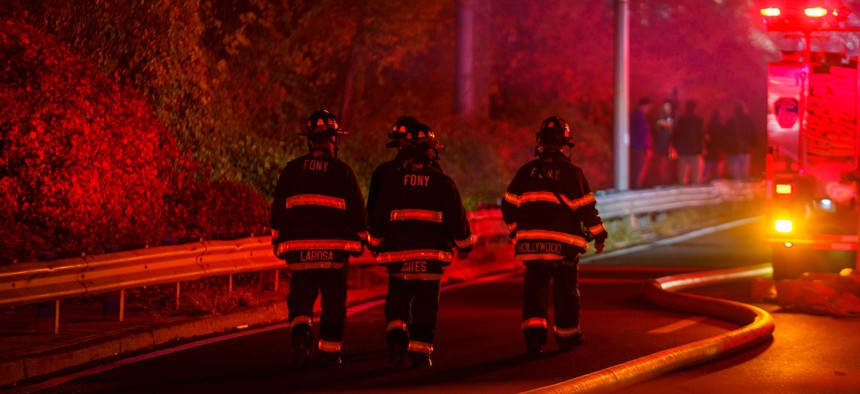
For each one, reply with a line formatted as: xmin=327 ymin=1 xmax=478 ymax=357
xmin=301 ymin=110 xmax=345 ymax=140
xmin=537 ymin=116 xmax=574 ymax=147
xmin=386 ymin=115 xmax=418 ymax=148
xmin=404 ymin=122 xmax=440 ymax=148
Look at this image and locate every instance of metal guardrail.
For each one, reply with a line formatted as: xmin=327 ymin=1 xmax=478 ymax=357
xmin=0 ymin=182 xmax=762 ymax=333
xmin=595 ymin=180 xmax=761 ymax=219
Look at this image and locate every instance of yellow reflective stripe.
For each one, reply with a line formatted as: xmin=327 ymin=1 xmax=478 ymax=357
xmin=277 ymin=239 xmax=362 ymax=253
xmin=504 ymin=192 xmax=520 ymax=206
xmin=391 ymin=273 xmax=443 ymax=281
xmin=285 ymin=194 xmax=346 ymax=210
xmin=387 ymin=320 xmax=409 ymax=333
xmin=518 ymin=191 xmax=596 ymax=210
xmin=454 ymin=236 xmax=473 ymax=249
xmin=287 ymin=262 xmax=346 ymax=270
xmin=568 ymin=193 xmax=596 ymax=209
xmin=291 ymin=315 xmax=313 ymax=328
xmin=518 ymin=191 xmax=561 ymax=206
xmin=516 ymin=253 xmax=567 ymax=261
xmin=407 ymin=340 xmax=433 ymax=354
xmin=377 ymin=249 xmax=453 ymax=263
xmin=554 ymin=325 xmax=581 ymax=338
xmin=318 ymin=340 xmax=342 ymax=353
xmin=521 ymin=317 xmax=548 ymax=330
xmin=390 ymin=209 xmax=443 ymax=223
xmin=587 ymin=223 xmax=605 ymax=236
xmin=516 ymin=230 xmax=588 ymax=248
xmin=367 ymin=234 xmax=383 ymax=247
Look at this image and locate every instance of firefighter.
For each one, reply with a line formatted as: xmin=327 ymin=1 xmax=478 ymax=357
xmin=501 ymin=116 xmax=607 ymax=356
xmin=366 ymin=122 xmax=472 ymax=367
xmin=270 ymin=110 xmax=367 ymax=366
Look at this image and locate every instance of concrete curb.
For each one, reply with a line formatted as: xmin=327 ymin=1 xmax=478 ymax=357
xmin=524 ymin=263 xmax=775 ymax=393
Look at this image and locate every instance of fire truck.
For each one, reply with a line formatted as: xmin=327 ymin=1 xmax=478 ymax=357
xmin=761 ymin=1 xmax=860 ymax=279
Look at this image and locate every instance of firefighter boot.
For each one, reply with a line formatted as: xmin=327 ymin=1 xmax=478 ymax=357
xmin=408 ymin=351 xmax=432 ymax=368
xmin=386 ymin=330 xmax=409 ymax=366
xmin=319 ymin=350 xmax=343 ymax=366
xmin=291 ymin=325 xmax=313 ymax=366
xmin=524 ymin=327 xmax=547 ymax=357
xmin=557 ymin=332 xmax=584 ymax=352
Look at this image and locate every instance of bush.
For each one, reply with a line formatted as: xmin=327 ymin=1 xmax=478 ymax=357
xmin=0 ymin=19 xmax=269 ymax=262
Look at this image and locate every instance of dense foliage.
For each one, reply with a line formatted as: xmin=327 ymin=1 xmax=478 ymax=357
xmin=0 ymin=19 xmax=268 ymax=262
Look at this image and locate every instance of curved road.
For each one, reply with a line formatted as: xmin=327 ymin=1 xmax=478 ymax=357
xmin=21 ymin=218 xmax=860 ymax=393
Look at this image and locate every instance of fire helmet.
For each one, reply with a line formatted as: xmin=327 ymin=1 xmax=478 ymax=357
xmin=386 ymin=115 xmax=419 ymax=148
xmin=301 ymin=110 xmax=345 ymax=140
xmin=404 ymin=122 xmax=439 ymax=147
xmin=536 ymin=115 xmax=574 ymax=148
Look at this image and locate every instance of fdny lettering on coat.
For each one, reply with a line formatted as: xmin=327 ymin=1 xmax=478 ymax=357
xmin=530 ymin=168 xmax=561 ymax=180
xmin=401 ymin=261 xmax=427 ymax=272
xmin=517 ymin=241 xmax=563 ymax=254
xmin=403 ymin=174 xmax=431 ymax=186
xmin=302 ymin=160 xmax=329 ymax=172
xmin=300 ymin=250 xmax=334 ymax=261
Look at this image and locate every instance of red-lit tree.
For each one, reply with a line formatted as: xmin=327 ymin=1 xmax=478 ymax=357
xmin=0 ymin=19 xmax=268 ymax=262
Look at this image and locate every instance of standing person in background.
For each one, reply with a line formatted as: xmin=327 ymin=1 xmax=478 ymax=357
xmin=502 ymin=116 xmax=607 ymax=356
xmin=270 ymin=110 xmax=367 ymax=366
xmin=367 ymin=122 xmax=472 ymax=368
xmin=672 ymin=100 xmax=705 ymax=185
xmin=702 ymin=109 xmax=725 ymax=183
xmin=724 ymin=101 xmax=756 ymax=181
xmin=651 ymin=100 xmax=674 ymax=186
xmin=630 ymin=97 xmax=652 ymax=189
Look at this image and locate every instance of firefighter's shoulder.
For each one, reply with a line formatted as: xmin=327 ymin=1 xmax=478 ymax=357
xmin=428 ymin=166 xmax=461 ymax=189
xmin=371 ymin=159 xmax=404 ymax=179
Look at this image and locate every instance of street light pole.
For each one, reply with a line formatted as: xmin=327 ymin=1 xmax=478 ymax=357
xmin=613 ymin=0 xmax=630 ymax=190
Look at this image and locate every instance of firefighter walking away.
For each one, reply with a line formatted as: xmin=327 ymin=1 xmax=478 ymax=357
xmin=367 ymin=120 xmax=472 ymax=367
xmin=270 ymin=110 xmax=367 ymax=366
xmin=502 ymin=116 xmax=608 ymax=356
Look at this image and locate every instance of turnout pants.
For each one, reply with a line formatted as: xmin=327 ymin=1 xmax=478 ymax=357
xmin=521 ymin=257 xmax=581 ymax=344
xmin=287 ymin=267 xmax=347 ymax=352
xmin=385 ymin=275 xmax=441 ymax=355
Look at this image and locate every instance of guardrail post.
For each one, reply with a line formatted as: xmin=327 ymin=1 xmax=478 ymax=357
xmin=260 ymin=269 xmax=278 ymax=292
xmin=102 ymin=290 xmax=125 ymax=322
xmin=175 ymin=282 xmax=181 ymax=310
xmin=37 ymin=300 xmax=60 ymax=335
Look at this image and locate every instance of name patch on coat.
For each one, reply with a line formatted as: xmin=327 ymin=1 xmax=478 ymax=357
xmin=403 ymin=174 xmax=430 ymax=186
xmin=300 ymin=250 xmax=334 ymax=261
xmin=401 ymin=261 xmax=428 ymax=272
xmin=303 ymin=160 xmax=329 ymax=172
xmin=530 ymin=168 xmax=561 ymax=180
xmin=517 ymin=241 xmax=563 ymax=254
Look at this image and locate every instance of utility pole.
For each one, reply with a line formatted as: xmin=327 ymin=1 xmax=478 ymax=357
xmin=613 ymin=0 xmax=630 ymax=190
xmin=456 ymin=0 xmax=476 ymax=119
xmin=455 ymin=0 xmax=491 ymax=121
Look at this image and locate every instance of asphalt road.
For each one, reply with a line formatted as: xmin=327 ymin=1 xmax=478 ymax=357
xmin=19 ymin=218 xmax=860 ymax=393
